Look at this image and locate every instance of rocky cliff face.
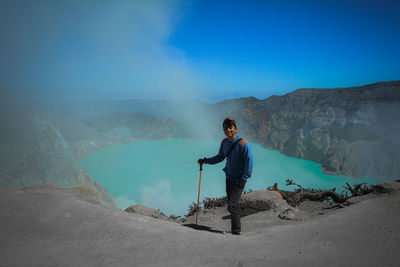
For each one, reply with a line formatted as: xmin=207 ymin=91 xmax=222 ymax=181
xmin=212 ymin=81 xmax=400 ymax=180
xmin=47 ymin=113 xmax=114 ymax=158
xmin=85 ymin=112 xmax=192 ymax=141
xmin=0 ymin=90 xmax=116 ymax=208
xmin=32 ymin=81 xmax=399 ymax=182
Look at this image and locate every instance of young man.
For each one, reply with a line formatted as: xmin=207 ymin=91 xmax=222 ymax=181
xmin=198 ymin=117 xmax=253 ymax=235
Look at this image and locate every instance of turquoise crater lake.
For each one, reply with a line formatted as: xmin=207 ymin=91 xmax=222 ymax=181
xmin=78 ymin=139 xmax=379 ymax=216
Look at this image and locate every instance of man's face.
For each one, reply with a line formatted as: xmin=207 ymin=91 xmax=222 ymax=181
xmin=223 ymin=125 xmax=237 ymax=139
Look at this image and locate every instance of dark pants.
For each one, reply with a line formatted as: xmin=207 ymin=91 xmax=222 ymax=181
xmin=226 ymin=178 xmax=245 ymax=234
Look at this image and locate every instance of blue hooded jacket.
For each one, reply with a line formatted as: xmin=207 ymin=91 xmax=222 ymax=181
xmin=206 ymin=136 xmax=253 ymax=183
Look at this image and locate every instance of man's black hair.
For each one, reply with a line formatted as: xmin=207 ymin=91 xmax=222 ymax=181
xmin=223 ymin=117 xmax=237 ymax=129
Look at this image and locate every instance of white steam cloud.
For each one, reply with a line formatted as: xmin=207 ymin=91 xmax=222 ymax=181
xmin=0 ymin=0 xmax=202 ymax=102
xmin=141 ymin=180 xmax=177 ymax=215
xmin=115 ymin=194 xmax=137 ymax=210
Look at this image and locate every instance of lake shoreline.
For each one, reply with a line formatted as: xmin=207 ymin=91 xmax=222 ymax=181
xmin=78 ymin=139 xmax=380 ymax=217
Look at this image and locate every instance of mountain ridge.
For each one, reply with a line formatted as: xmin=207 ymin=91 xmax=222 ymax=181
xmin=219 ymin=81 xmax=400 ymax=179
xmin=1 ymin=80 xmax=398 ymax=203
xmin=71 ymin=81 xmax=400 ymax=180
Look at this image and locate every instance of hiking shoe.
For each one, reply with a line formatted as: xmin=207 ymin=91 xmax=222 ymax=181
xmin=223 ymin=230 xmax=241 ymax=235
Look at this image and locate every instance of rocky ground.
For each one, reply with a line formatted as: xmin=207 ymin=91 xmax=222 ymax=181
xmin=180 ymin=185 xmax=400 ymax=235
xmin=181 ymin=198 xmax=348 ymax=235
xmin=1 ymin=183 xmax=399 ymax=266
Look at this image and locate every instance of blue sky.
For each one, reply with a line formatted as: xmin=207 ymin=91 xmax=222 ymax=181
xmin=0 ymin=0 xmax=399 ymax=102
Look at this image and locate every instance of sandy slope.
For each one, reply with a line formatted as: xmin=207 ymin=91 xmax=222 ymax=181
xmin=0 ymin=186 xmax=399 ymax=267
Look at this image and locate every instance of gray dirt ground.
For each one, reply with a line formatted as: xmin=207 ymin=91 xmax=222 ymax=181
xmin=1 ymin=186 xmax=399 ymax=267
xmin=181 ymin=198 xmax=350 ymax=234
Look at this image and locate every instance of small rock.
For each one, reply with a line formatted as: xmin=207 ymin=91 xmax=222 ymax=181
xmin=278 ymin=209 xmax=297 ymax=220
xmin=125 ymin=205 xmax=169 ymax=220
xmin=125 ymin=205 xmax=159 ymax=217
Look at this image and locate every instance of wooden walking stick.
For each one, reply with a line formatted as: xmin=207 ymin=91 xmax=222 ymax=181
xmin=196 ymin=162 xmax=203 ymax=224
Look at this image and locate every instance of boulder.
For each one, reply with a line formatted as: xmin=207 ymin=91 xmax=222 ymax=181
xmin=240 ymin=190 xmax=291 ymax=216
xmin=374 ymin=181 xmax=400 ymax=193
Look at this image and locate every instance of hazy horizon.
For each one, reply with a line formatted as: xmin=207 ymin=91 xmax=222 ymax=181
xmin=1 ymin=0 xmax=399 ymax=103
xmin=5 ymin=79 xmax=399 ymax=106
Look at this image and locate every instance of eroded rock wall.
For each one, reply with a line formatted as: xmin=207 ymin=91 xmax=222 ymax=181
xmin=0 ymin=89 xmax=116 ymax=208
xmin=214 ymin=81 xmax=400 ymax=180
